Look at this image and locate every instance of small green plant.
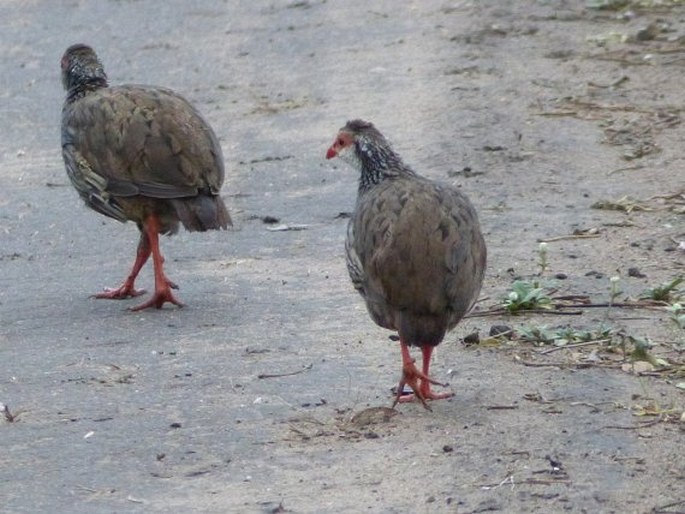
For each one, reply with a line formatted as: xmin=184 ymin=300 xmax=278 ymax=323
xmin=560 ymin=326 xmax=613 ymax=344
xmin=518 ymin=324 xmax=614 ymax=347
xmin=641 ymin=276 xmax=683 ymax=303
xmin=626 ymin=335 xmax=669 ymax=367
xmin=517 ymin=325 xmax=556 ymax=346
xmin=608 ymin=275 xmax=622 ymax=304
xmin=537 ymin=242 xmax=549 ymax=276
xmin=666 ymin=303 xmax=685 ymax=330
xmin=604 ymin=275 xmax=622 ymax=323
xmin=587 ymin=0 xmax=685 ymax=12
xmin=585 ymin=0 xmax=629 ymax=11
xmin=503 ymin=280 xmax=553 ymax=313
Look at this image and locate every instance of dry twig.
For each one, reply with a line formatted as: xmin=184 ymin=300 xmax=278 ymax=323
xmin=537 ymin=234 xmax=601 ymax=243
xmin=538 ymin=339 xmax=612 ymax=355
xmin=603 ymin=417 xmax=664 ymax=430
xmin=258 ymin=363 xmax=313 ymax=379
xmin=1 ymin=404 xmax=15 ymax=422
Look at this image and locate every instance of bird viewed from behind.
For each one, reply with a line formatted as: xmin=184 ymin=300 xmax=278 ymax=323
xmin=326 ymin=119 xmax=486 ymax=410
xmin=60 ymin=44 xmax=231 ymax=311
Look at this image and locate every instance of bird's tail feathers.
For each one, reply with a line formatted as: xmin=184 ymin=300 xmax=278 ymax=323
xmin=171 ymin=195 xmax=231 ymax=232
xmin=398 ymin=313 xmax=447 ymax=347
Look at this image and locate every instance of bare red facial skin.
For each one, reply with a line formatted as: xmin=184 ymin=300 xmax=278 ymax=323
xmin=326 ymin=132 xmax=352 ymax=160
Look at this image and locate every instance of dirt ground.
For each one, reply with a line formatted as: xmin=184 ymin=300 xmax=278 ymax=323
xmin=1 ymin=1 xmax=684 ymax=513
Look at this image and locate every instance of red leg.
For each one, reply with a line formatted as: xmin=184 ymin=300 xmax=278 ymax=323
xmin=418 ymin=346 xmax=453 ymax=401
xmin=129 ymin=215 xmax=183 ymax=311
xmin=92 ymin=232 xmax=150 ymax=300
xmin=392 ymin=342 xmax=452 ymax=411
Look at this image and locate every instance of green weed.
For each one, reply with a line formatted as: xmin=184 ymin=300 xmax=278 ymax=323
xmin=641 ymin=276 xmax=683 ymax=303
xmin=503 ymin=280 xmax=553 ymax=313
xmin=518 ymin=325 xmax=614 ymax=347
xmin=666 ymin=303 xmax=685 ymax=330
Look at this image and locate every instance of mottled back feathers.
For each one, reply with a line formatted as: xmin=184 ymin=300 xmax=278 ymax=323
xmin=339 ymin=120 xmax=487 ymax=347
xmin=61 ymin=44 xmax=230 ymax=233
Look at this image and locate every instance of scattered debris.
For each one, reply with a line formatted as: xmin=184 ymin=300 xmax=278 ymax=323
xmin=266 ymin=223 xmax=309 ymax=232
xmin=489 ymin=325 xmax=513 ymax=338
xmin=350 ymin=407 xmax=398 ymax=428
xmin=485 ymin=404 xmax=519 ymax=410
xmin=591 ymin=196 xmax=653 ymax=213
xmin=258 ymin=363 xmax=313 ymax=379
xmin=1 ymin=403 xmax=16 ymax=422
xmin=627 ymin=267 xmax=646 ymax=278
xmin=447 ymin=166 xmax=484 ymax=178
xmin=538 ymin=229 xmax=600 ymax=243
xmin=588 ymin=75 xmax=629 ymax=89
xmin=462 ymin=331 xmax=481 ymax=345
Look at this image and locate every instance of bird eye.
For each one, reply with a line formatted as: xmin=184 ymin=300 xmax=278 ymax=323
xmin=337 ymin=138 xmax=344 ymax=146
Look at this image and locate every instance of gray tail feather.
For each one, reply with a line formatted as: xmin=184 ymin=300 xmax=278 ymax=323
xmin=171 ymin=195 xmax=232 ymax=232
xmin=398 ymin=313 xmax=447 ymax=347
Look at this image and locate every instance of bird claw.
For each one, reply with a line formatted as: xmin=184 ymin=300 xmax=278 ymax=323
xmin=393 ymin=382 xmax=432 ymax=411
xmin=394 ymin=390 xmax=454 ymax=410
xmin=391 ymin=358 xmax=452 ymax=411
xmin=128 ymin=288 xmax=184 ymax=311
xmin=92 ymin=285 xmax=147 ymax=300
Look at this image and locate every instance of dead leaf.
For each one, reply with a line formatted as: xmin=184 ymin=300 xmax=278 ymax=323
xmin=621 ymin=361 xmax=654 ymax=374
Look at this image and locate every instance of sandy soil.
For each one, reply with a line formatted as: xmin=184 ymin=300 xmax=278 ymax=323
xmin=1 ymin=1 xmax=684 ymax=513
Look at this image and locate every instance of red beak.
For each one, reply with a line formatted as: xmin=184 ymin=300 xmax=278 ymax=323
xmin=325 ymin=146 xmax=337 ymax=160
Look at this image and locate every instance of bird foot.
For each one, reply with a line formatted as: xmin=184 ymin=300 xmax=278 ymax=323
xmin=395 ymin=390 xmax=455 ymax=406
xmin=128 ymin=287 xmax=184 ymax=311
xmin=392 ymin=359 xmax=452 ymax=411
xmin=92 ymin=284 xmax=146 ymax=300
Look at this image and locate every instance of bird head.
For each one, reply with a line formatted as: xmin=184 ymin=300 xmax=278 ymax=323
xmin=326 ymin=120 xmax=409 ymax=189
xmin=326 ymin=119 xmax=388 ymax=159
xmin=325 ymin=128 xmax=355 ymax=160
xmin=61 ymin=44 xmax=108 ymax=93
xmin=326 ymin=119 xmax=385 ymax=171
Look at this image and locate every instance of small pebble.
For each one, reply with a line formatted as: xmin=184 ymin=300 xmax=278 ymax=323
xmin=627 ymin=267 xmax=646 ymax=278
xmin=462 ymin=332 xmax=480 ymax=345
xmin=489 ymin=325 xmax=512 ymax=338
xmin=635 ymin=22 xmax=659 ymax=41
